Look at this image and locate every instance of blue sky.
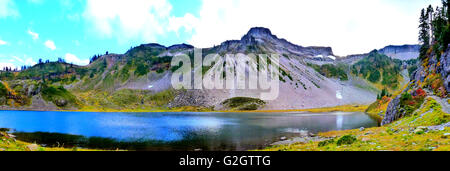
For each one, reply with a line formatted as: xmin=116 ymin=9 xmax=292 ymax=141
xmin=0 ymin=0 xmax=443 ymax=69
xmin=0 ymin=0 xmax=203 ymax=68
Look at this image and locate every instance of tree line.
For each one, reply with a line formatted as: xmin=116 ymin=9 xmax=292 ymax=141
xmin=418 ymin=0 xmax=450 ymax=60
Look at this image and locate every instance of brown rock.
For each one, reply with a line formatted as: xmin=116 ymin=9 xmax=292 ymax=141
xmin=26 ymin=144 xmax=39 ymax=151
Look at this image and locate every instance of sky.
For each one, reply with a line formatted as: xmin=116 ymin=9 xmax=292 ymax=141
xmin=0 ymin=0 xmax=443 ymax=69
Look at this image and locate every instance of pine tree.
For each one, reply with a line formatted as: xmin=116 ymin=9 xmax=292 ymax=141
xmin=419 ymin=8 xmax=430 ymax=59
xmin=443 ymin=0 xmax=449 ymax=22
xmin=433 ymin=6 xmax=447 ymax=54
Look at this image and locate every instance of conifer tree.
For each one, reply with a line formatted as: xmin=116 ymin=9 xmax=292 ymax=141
xmin=419 ymin=8 xmax=430 ymax=59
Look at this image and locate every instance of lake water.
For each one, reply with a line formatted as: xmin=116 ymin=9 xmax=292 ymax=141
xmin=0 ymin=111 xmax=379 ymax=151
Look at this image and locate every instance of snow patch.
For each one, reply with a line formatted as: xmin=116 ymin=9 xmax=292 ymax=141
xmin=336 ymin=90 xmax=343 ymax=100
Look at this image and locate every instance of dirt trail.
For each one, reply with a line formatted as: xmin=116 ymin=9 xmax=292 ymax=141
xmin=423 ymin=88 xmax=449 ymax=113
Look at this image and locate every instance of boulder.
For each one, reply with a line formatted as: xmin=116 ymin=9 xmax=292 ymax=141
xmin=55 ymin=99 xmax=68 ymax=107
xmin=414 ymin=128 xmax=424 ymax=134
xmin=417 ymin=126 xmax=428 ymax=131
xmin=26 ymin=144 xmax=39 ymax=151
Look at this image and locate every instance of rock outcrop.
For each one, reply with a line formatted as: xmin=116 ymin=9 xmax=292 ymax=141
xmin=381 ymin=95 xmax=402 ymax=125
xmin=378 ymin=44 xmax=420 ymax=60
xmin=439 ymin=45 xmax=450 ymax=93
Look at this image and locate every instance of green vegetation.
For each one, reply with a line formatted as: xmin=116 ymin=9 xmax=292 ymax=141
xmin=317 ymin=139 xmax=334 ymax=147
xmin=41 ymin=85 xmax=79 ymax=108
xmin=307 ymin=63 xmax=348 ymax=81
xmin=366 ymin=96 xmax=391 ymax=117
xmin=0 ymin=82 xmax=7 ymax=97
xmin=0 ymin=42 xmax=186 ymax=111
xmin=76 ymin=89 xmax=176 ymax=112
xmin=1 ymin=131 xmax=101 ymax=151
xmin=398 ymin=88 xmax=427 ymax=116
xmin=376 ymin=88 xmax=392 ymax=100
xmin=408 ymin=65 xmax=418 ymax=77
xmin=262 ymin=98 xmax=449 ymax=151
xmin=221 ymin=97 xmax=266 ymax=111
xmin=134 ymin=63 xmax=149 ymax=76
xmin=423 ymin=74 xmax=447 ymax=98
xmin=336 ymin=135 xmax=357 ymax=146
xmin=368 ymin=70 xmax=381 ymax=83
xmin=0 ymin=82 xmax=7 ymax=105
xmin=393 ymin=98 xmax=450 ymax=127
xmin=405 ymin=59 xmax=418 ymax=77
xmin=281 ymin=69 xmax=293 ymax=81
xmin=419 ymin=2 xmax=450 ymax=60
xmin=352 ymin=51 xmax=402 ymax=89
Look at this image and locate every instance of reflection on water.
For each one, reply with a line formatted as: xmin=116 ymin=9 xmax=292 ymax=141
xmin=336 ymin=115 xmax=344 ymax=129
xmin=0 ymin=111 xmax=380 ymax=151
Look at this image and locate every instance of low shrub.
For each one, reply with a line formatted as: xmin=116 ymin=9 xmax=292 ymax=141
xmin=336 ymin=135 xmax=357 ymax=146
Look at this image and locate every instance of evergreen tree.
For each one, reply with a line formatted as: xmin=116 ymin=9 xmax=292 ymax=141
xmin=443 ymin=0 xmax=449 ymax=22
xmin=427 ymin=5 xmax=435 ymax=43
xmin=419 ymin=8 xmax=430 ymax=59
xmin=433 ymin=6 xmax=447 ymax=54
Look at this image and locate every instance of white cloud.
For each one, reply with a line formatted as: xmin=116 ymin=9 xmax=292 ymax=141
xmin=24 ymin=58 xmax=37 ymax=66
xmin=168 ymin=13 xmax=199 ymax=35
xmin=0 ymin=39 xmax=7 ymax=45
xmin=12 ymin=56 xmax=23 ymax=63
xmin=183 ymin=0 xmax=442 ymax=56
xmin=64 ymin=53 xmax=89 ymax=65
xmin=0 ymin=0 xmax=19 ymax=18
xmin=0 ymin=62 xmax=17 ymax=70
xmin=12 ymin=55 xmax=36 ymax=66
xmin=27 ymin=29 xmax=39 ymax=40
xmin=44 ymin=40 xmax=56 ymax=50
xmin=83 ymin=0 xmax=173 ymax=43
xmin=82 ymin=0 xmax=442 ymax=55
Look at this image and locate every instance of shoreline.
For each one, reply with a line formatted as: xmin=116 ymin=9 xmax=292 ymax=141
xmin=0 ymin=104 xmax=369 ymax=113
xmin=0 ymin=105 xmax=376 ymax=151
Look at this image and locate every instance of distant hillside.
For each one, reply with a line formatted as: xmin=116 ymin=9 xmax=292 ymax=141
xmin=351 ymin=51 xmax=403 ymax=89
xmin=378 ymin=44 xmax=420 ymax=60
xmin=0 ymin=27 xmax=413 ymax=111
xmin=374 ymin=2 xmax=449 ymax=126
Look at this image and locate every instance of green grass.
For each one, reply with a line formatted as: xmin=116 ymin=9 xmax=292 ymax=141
xmin=0 ymin=82 xmax=7 ymax=97
xmin=0 ymin=131 xmax=103 ymax=151
xmin=261 ymin=98 xmax=450 ymax=151
xmin=134 ymin=63 xmax=149 ymax=76
xmin=41 ymin=85 xmax=79 ymax=108
xmin=221 ymin=97 xmax=266 ymax=110
xmin=76 ymin=89 xmax=176 ymax=111
xmin=393 ymin=98 xmax=450 ymax=127
xmin=307 ymin=63 xmax=348 ymax=81
xmin=352 ymin=51 xmax=402 ymax=89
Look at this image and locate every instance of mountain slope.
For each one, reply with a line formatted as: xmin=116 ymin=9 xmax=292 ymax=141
xmin=0 ymin=27 xmax=413 ymax=111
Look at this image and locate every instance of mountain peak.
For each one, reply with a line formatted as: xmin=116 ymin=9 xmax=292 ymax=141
xmin=244 ymin=27 xmax=275 ymax=39
xmin=167 ymin=43 xmax=194 ymax=51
